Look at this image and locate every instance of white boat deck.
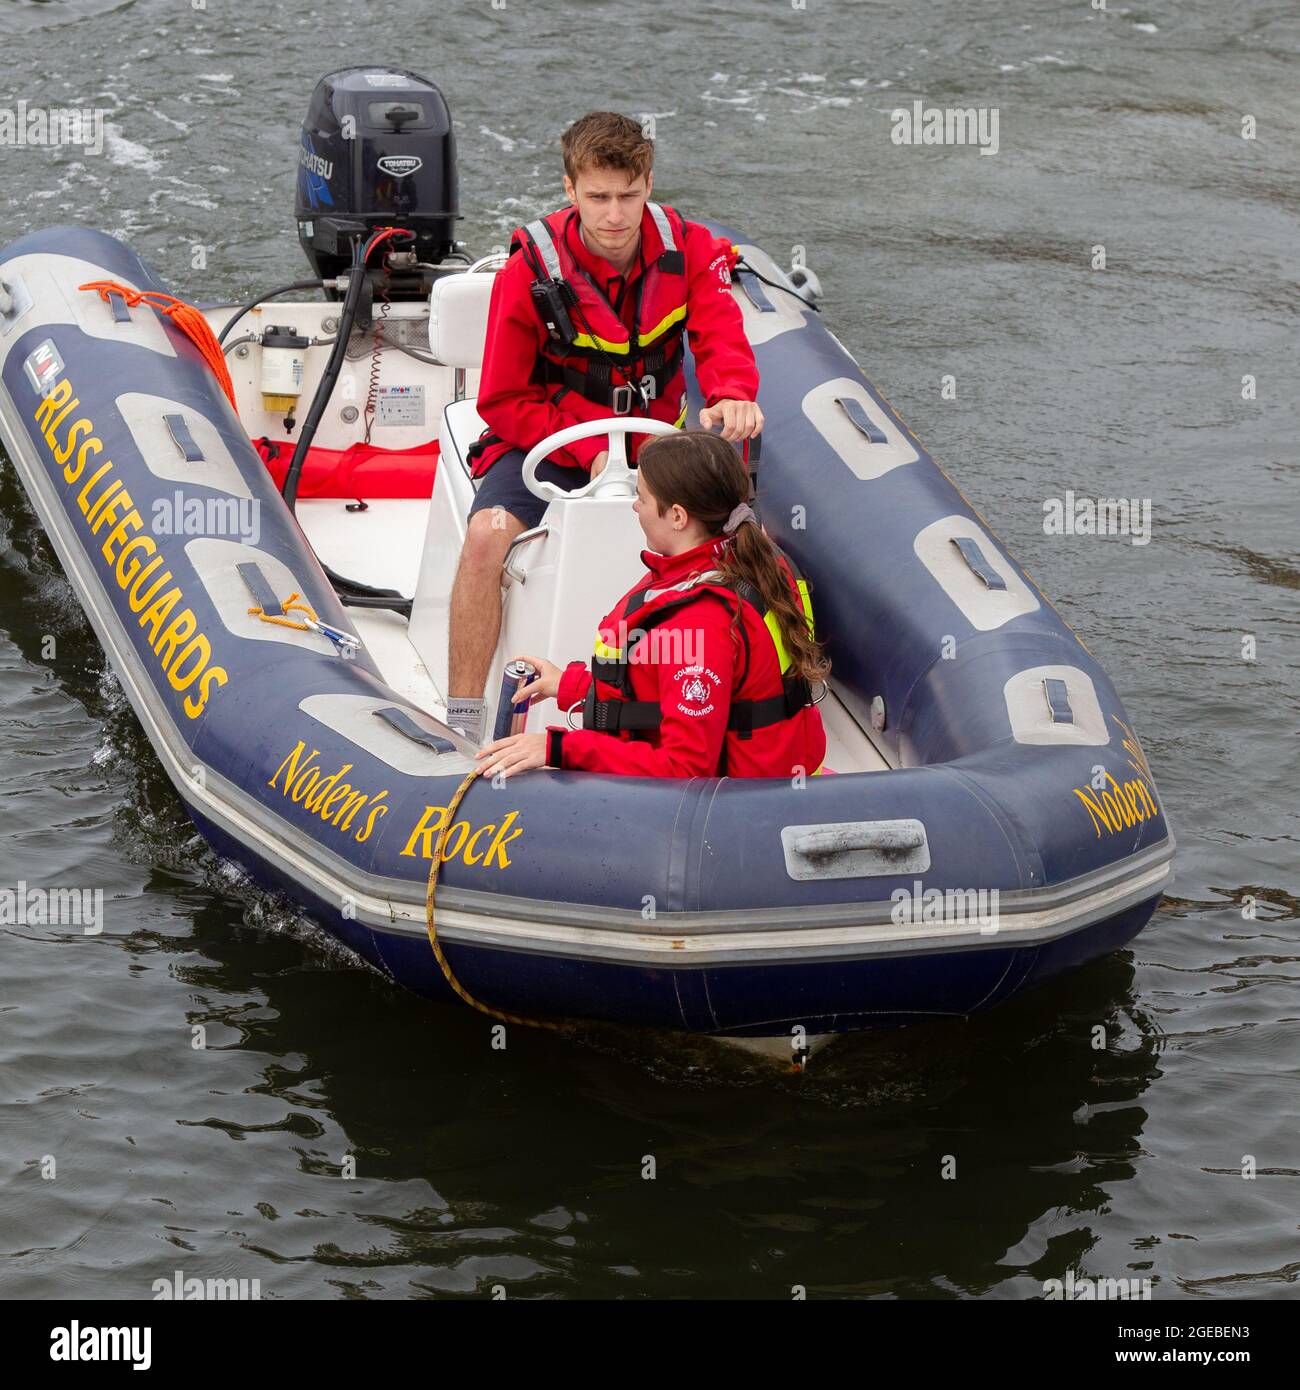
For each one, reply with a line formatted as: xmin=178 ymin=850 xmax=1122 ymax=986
xmin=296 ymin=496 xmax=431 ymax=599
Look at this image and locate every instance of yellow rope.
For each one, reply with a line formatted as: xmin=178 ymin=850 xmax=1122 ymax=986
xmin=425 ymin=766 xmax=569 ymax=1034
xmin=247 ymin=591 xmax=318 ymax=631
xmin=249 ymin=589 xmax=563 ymax=1032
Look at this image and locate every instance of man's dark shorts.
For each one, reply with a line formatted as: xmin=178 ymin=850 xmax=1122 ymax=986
xmin=467 ymin=447 xmax=589 ymax=530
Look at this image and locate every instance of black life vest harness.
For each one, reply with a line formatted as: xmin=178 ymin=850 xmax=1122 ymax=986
xmin=582 ymin=562 xmax=816 ymax=741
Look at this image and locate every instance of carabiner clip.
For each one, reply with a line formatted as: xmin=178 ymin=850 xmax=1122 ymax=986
xmin=303 ymin=616 xmax=360 ymax=659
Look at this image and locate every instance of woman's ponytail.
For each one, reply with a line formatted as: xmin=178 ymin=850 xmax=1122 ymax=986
xmin=637 ymin=431 xmax=830 ymax=687
xmin=717 ymin=514 xmax=829 ymax=686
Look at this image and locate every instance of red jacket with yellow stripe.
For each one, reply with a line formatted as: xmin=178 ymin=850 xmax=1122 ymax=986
xmin=470 ymin=202 xmax=759 ymax=476
xmin=547 ymin=537 xmax=826 ymax=779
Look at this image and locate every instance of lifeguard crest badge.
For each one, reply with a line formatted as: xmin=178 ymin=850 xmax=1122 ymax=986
xmin=675 ymin=665 xmax=720 ymax=718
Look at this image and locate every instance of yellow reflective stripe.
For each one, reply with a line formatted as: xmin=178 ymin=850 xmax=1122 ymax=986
xmin=594 ymin=637 xmax=622 ymax=659
xmin=639 ymin=302 xmax=687 ymax=347
xmin=673 ymin=400 xmax=688 ymax=427
xmin=796 ymin=578 xmax=815 ymax=636
xmin=761 ymin=581 xmax=815 ymax=674
xmin=764 ymin=609 xmax=791 ymax=674
xmin=572 ymin=302 xmax=685 ymax=352
xmin=572 ymin=330 xmax=630 ymax=355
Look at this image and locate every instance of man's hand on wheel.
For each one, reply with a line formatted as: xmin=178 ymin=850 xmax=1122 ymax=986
xmin=699 ymin=399 xmax=764 ymax=442
xmin=590 ymin=450 xmax=608 ymax=477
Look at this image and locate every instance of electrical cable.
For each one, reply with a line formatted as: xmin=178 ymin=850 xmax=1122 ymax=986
xmin=217 ymin=279 xmax=325 ymax=344
xmin=733 ymin=257 xmax=820 ymax=311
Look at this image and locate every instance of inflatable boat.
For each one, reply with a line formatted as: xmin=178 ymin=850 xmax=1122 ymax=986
xmin=0 ymin=70 xmax=1173 ymax=1063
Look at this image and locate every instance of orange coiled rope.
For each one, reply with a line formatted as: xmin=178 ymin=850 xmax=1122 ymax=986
xmin=78 ymin=280 xmax=237 ymax=413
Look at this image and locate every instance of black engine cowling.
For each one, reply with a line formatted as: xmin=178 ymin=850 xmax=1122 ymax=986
xmin=296 ymin=66 xmax=460 ymax=293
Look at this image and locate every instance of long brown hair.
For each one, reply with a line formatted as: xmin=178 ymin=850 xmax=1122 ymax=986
xmin=637 ymin=431 xmax=830 ymax=685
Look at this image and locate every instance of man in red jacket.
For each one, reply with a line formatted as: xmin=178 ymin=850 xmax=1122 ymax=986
xmin=446 ymin=110 xmax=762 ymax=742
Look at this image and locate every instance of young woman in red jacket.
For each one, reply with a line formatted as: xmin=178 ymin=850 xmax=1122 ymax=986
xmin=476 ymin=431 xmax=828 ymax=780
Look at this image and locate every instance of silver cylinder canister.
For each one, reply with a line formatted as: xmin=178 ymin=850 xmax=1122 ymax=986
xmin=491 ymin=659 xmax=537 ymax=742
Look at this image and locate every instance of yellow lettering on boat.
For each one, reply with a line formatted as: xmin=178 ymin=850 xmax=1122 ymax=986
xmin=267 ymin=741 xmax=395 ymax=846
xmin=33 ymin=378 xmax=72 ymax=432
xmin=31 ymin=371 xmax=228 ymax=719
xmin=1070 ymin=717 xmax=1162 ymax=838
xmin=67 ymin=433 xmax=102 ymax=486
xmin=357 ymin=797 xmax=389 ymax=843
xmin=401 ymin=803 xmax=448 ymax=858
xmin=101 ymin=508 xmax=143 ymax=567
xmin=1073 ymin=787 xmax=1116 ymax=837
xmin=266 ymin=745 xmax=518 ymax=862
xmin=270 ymin=741 xmax=319 ymax=792
xmin=400 ymin=803 xmax=523 ymax=869
xmin=52 ymin=416 xmax=92 ymax=468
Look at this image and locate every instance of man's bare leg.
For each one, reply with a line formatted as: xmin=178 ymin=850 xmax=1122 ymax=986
xmin=447 ymin=506 xmax=526 ymax=737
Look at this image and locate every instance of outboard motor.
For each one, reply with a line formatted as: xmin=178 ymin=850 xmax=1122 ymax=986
xmin=296 ymin=66 xmax=460 ymax=298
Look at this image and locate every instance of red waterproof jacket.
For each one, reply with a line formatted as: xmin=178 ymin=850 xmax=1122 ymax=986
xmin=546 ymin=537 xmax=827 ymax=779
xmin=471 ymin=202 xmax=759 ymax=475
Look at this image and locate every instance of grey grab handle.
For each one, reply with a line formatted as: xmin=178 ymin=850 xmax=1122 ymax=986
xmin=834 ymin=396 xmax=888 ymax=445
xmin=235 ymin=561 xmax=283 ymax=617
xmin=736 ymin=268 xmax=775 ymax=312
xmin=790 ymin=824 xmax=924 ymax=858
xmin=374 ymin=705 xmax=458 ymax=755
xmin=1042 ymin=677 xmax=1074 ymax=725
xmin=163 ymin=413 xmax=204 ymax=462
xmin=949 ymin=535 xmax=1007 ymax=591
xmin=781 ymin=818 xmax=931 ymax=881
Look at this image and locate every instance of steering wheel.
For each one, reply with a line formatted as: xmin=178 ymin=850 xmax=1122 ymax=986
xmin=520 ymin=418 xmax=682 ymax=503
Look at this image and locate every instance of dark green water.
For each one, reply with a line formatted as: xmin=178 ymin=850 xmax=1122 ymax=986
xmin=1 ymin=0 xmax=1297 ymax=1299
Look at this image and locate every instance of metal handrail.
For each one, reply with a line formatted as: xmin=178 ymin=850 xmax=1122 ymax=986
xmin=501 ymin=525 xmax=550 ymax=585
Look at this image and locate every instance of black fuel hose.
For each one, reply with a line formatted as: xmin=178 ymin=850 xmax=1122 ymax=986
xmin=280 ymin=233 xmax=414 ymax=616
xmin=280 ymin=240 xmax=367 ymax=513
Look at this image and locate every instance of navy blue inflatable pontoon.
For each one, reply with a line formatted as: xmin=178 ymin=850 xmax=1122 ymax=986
xmin=0 ymin=219 xmax=1173 ymax=1061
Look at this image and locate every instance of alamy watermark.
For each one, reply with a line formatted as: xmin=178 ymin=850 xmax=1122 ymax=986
xmin=1 ymin=882 xmax=103 ymax=934
xmin=1043 ymin=1269 xmax=1152 ymax=1300
xmin=50 ymin=1324 xmax=150 ymax=1369
xmin=152 ymin=1269 xmax=261 ymax=1299
xmin=1 ymin=102 xmax=106 ymax=156
xmin=599 ymin=621 xmax=703 ymax=668
xmin=1043 ymin=491 xmax=1152 ymax=546
xmin=151 ymin=491 xmax=261 ymax=546
xmin=891 ymin=100 xmax=1000 ymax=156
xmin=890 ymin=882 xmax=1000 ymax=933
